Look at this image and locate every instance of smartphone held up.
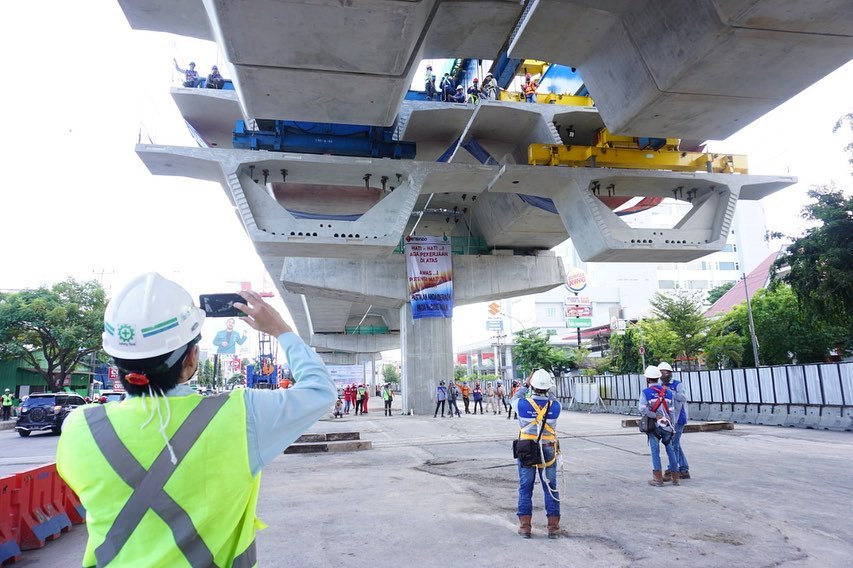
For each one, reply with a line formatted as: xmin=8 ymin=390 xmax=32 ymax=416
xmin=199 ymin=293 xmax=246 ymax=318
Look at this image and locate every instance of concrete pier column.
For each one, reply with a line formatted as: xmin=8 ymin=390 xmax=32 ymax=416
xmin=477 ymin=350 xmax=484 ymax=377
xmin=505 ymin=346 xmax=514 ymax=383
xmin=400 ymin=304 xmax=453 ymax=416
xmin=466 ymin=353 xmax=473 ymax=376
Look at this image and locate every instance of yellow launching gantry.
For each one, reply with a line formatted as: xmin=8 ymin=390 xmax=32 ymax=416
xmin=497 ymin=60 xmax=596 ymax=106
xmin=528 ymin=128 xmax=749 ymax=174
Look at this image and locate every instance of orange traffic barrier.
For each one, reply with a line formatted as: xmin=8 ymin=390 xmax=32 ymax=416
xmin=13 ymin=464 xmax=72 ymax=550
xmin=56 ymin=473 xmax=85 ymax=525
xmin=0 ymin=475 xmax=21 ymax=564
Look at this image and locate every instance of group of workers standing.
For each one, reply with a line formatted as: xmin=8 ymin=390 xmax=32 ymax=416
xmin=424 ymin=66 xmax=541 ymax=104
xmin=174 ymin=59 xmax=225 ymax=89
xmin=433 ymin=378 xmax=520 ymax=417
xmin=425 ymin=65 xmax=504 ymax=104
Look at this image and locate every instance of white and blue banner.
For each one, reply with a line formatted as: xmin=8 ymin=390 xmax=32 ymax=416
xmin=405 ymin=235 xmax=453 ymax=319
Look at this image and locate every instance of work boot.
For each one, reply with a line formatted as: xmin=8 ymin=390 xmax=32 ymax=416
xmin=547 ymin=516 xmax=561 ymax=539
xmin=648 ymin=470 xmax=664 ymax=487
xmin=671 ymin=471 xmax=681 ymax=486
xmin=662 ymin=469 xmax=672 ymax=482
xmin=680 ymin=470 xmax=691 ymax=479
xmin=517 ymin=515 xmax=532 ymax=538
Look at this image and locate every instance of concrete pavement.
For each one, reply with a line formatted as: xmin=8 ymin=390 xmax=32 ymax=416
xmin=21 ymin=397 xmax=853 ymax=567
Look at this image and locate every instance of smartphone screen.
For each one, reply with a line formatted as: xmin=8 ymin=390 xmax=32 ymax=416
xmin=199 ymin=293 xmax=246 ymax=317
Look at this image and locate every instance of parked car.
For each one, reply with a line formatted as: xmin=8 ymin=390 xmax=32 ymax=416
xmin=15 ymin=392 xmax=87 ymax=437
xmin=96 ymin=390 xmax=127 ymax=404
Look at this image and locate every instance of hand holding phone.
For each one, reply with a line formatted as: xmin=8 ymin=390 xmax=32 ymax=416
xmin=232 ymin=290 xmax=292 ymax=337
xmin=199 ymin=293 xmax=246 ymax=318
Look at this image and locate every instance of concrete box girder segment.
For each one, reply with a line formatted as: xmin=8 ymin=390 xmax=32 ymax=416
xmin=509 ymin=0 xmax=853 ymax=139
xmin=137 ymin=144 xmax=499 ymax=259
xmin=203 ymin=0 xmax=522 ymax=125
xmin=280 ymin=254 xmax=566 ymax=308
xmin=136 ymin=144 xmax=794 ymax=262
xmin=170 ymin=88 xmax=245 ymax=149
xmin=117 ymin=0 xmax=212 ymax=39
xmin=490 ymin=166 xmax=796 ymax=262
xmin=311 ymin=333 xmax=401 ymax=354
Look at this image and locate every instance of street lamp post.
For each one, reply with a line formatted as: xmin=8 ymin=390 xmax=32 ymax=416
xmin=491 ymin=333 xmax=507 ymax=383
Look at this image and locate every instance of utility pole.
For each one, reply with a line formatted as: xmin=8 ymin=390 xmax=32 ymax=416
xmin=742 ymin=273 xmax=761 ymax=367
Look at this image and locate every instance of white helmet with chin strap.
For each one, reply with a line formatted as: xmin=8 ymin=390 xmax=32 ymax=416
xmin=529 ymin=369 xmax=553 ymax=391
xmin=103 ymin=273 xmax=205 ymax=360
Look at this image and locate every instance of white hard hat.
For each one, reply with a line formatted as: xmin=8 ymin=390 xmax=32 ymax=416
xmin=530 ymin=369 xmax=553 ymax=391
xmin=644 ymin=365 xmax=662 ymax=379
xmin=657 ymin=361 xmax=673 ymax=372
xmin=103 ymin=273 xmax=205 ymax=360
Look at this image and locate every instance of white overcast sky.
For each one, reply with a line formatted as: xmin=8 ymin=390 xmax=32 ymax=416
xmin=0 ymin=1 xmax=850 ymax=352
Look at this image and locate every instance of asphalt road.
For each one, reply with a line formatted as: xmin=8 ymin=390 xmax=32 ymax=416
xmin=6 ymin=400 xmax=853 ymax=567
xmin=0 ymin=424 xmax=59 ymax=477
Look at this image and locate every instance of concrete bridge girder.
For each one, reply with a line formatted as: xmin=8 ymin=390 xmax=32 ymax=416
xmin=488 ymin=165 xmax=797 ymax=262
xmin=511 ymin=0 xmax=853 ymax=139
xmin=135 ymin=145 xmax=795 ymax=262
xmin=280 ymin=254 xmax=565 ymax=308
xmin=310 ymin=333 xmax=401 ymax=354
xmin=319 ymin=352 xmax=378 ymax=366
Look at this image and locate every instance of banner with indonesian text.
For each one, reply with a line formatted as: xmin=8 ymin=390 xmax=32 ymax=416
xmin=405 ymin=235 xmax=453 ymax=319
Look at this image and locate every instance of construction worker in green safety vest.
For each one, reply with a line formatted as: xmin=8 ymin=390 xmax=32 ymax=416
xmin=57 ymin=273 xmax=336 ymax=567
xmin=1 ymin=389 xmax=13 ymax=421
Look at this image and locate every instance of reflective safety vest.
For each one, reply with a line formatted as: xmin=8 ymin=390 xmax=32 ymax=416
xmin=1 ymin=394 xmax=12 ymax=406
xmin=57 ymin=390 xmax=261 ymax=567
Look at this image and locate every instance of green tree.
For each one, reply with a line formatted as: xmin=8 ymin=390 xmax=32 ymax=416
xmin=772 ymin=185 xmax=853 ymax=337
xmin=453 ymin=365 xmax=467 ymax=381
xmin=649 ymin=290 xmax=707 ymax=370
xmin=714 ymin=285 xmax=841 ymax=365
xmin=512 ymin=328 xmax=580 ymax=376
xmin=0 ymin=278 xmax=107 ymax=392
xmin=198 ymin=359 xmax=214 ymax=385
xmin=704 ymin=324 xmax=744 ymax=369
xmin=381 ymin=363 xmax=400 ymax=383
xmin=609 ymin=328 xmax=643 ymax=374
xmin=707 ymin=281 xmax=735 ymax=305
xmin=636 ymin=319 xmax=678 ymax=366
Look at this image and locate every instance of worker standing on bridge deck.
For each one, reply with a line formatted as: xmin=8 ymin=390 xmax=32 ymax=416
xmin=173 ymin=59 xmax=199 ymax=88
xmin=57 ymin=273 xmax=335 ymax=567
xmin=424 ymin=65 xmax=436 ymax=100
xmin=515 ymin=369 xmax=562 ymax=538
xmin=522 ymin=73 xmax=538 ymax=103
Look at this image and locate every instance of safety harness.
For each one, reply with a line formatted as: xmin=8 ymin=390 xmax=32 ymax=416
xmin=519 ymin=397 xmax=558 ymax=468
xmin=649 ymin=385 xmax=671 ymax=415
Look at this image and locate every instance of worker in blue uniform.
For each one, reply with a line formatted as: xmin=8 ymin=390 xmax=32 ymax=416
xmin=513 ymin=369 xmax=562 ymax=538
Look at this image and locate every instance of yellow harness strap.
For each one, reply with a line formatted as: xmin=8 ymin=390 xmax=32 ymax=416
xmin=518 ymin=398 xmax=559 ymax=468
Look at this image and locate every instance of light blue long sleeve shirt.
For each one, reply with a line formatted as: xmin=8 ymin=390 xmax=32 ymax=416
xmin=154 ymin=332 xmax=336 ymax=475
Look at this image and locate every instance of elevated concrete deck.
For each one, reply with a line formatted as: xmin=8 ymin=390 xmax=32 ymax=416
xmin=119 ymin=0 xmax=853 ymax=139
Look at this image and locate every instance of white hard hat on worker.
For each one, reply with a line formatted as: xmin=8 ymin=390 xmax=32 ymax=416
xmin=103 ymin=272 xmax=205 ymax=360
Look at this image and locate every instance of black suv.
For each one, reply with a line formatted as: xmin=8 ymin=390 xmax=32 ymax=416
xmin=15 ymin=393 xmax=87 ymax=437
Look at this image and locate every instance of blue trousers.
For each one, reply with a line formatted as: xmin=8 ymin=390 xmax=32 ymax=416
xmin=517 ymin=445 xmax=559 ymax=517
